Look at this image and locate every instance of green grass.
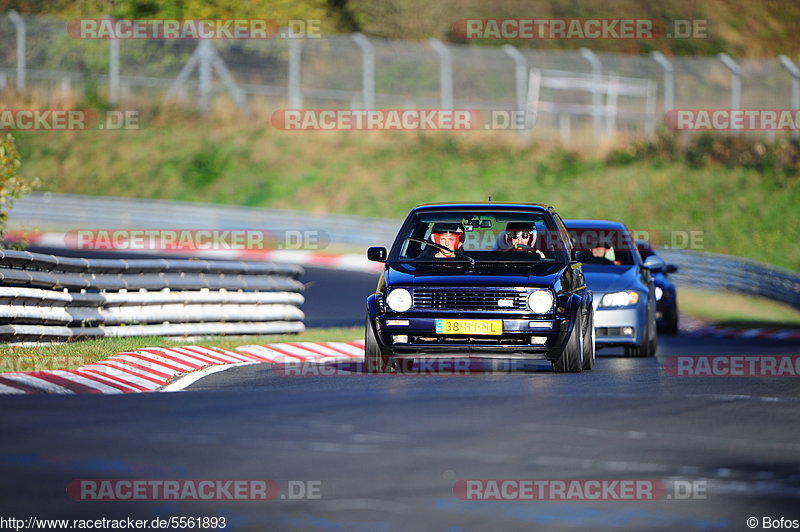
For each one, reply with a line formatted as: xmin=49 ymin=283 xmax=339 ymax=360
xmin=679 ymin=289 xmax=800 ymax=329
xmin=13 ymin=121 xmax=800 ymax=270
xmin=0 ymin=327 xmax=361 ymax=373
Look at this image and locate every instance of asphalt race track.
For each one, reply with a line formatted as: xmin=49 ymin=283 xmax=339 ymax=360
xmin=3 ymin=255 xmax=800 ymax=531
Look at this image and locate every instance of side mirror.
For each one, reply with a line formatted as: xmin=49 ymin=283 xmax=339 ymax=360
xmin=665 ymin=264 xmax=678 ymax=274
xmin=643 ymin=255 xmax=666 ymax=272
xmin=367 ymin=247 xmax=387 ymax=262
xmin=572 ymin=249 xmax=592 ymax=262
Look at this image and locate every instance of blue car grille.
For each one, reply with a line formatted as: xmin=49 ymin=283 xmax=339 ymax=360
xmin=412 ymin=289 xmax=527 ymax=311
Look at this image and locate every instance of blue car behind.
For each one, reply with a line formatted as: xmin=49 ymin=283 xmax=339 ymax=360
xmin=637 ymin=240 xmax=680 ymax=334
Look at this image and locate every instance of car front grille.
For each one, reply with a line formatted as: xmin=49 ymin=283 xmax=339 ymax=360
xmin=413 ymin=289 xmax=527 ymax=311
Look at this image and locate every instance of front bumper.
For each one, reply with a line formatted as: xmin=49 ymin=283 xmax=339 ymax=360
xmin=374 ymin=315 xmax=571 ymax=361
xmin=594 ymin=306 xmax=644 ymax=347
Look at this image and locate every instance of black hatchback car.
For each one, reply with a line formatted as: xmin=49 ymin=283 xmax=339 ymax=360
xmin=365 ymin=203 xmax=594 ymax=373
xmin=636 ymin=240 xmax=680 ymax=334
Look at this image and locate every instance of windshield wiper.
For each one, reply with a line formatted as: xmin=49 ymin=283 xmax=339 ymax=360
xmin=403 ymin=237 xmax=476 ymax=267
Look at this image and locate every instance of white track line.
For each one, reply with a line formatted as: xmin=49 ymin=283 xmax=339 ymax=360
xmin=161 ymin=362 xmax=258 ymax=391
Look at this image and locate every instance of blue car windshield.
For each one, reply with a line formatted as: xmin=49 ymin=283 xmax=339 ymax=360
xmin=392 ymin=211 xmax=569 ymax=263
xmin=568 ymin=227 xmax=638 ymax=266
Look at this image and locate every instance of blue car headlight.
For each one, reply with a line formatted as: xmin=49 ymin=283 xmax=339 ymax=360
xmin=599 ymin=290 xmax=640 ymax=308
xmin=655 ymin=287 xmax=663 ymax=301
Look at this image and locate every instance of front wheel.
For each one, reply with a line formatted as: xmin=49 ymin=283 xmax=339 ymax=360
xmin=582 ymin=309 xmax=595 ymax=370
xmin=364 ymin=314 xmax=388 ymax=373
xmin=553 ymin=317 xmax=583 ymax=373
xmin=643 ymin=308 xmax=658 ymax=357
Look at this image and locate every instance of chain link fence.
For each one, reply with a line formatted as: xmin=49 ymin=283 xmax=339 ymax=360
xmin=2 ymin=13 xmax=799 ymax=143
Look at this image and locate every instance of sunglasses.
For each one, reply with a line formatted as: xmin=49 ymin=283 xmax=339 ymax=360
xmin=510 ymin=231 xmax=533 ymax=239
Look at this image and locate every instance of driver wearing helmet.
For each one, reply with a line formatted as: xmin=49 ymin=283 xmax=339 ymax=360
xmin=419 ymin=222 xmax=464 ymax=259
xmin=503 ymin=222 xmax=545 ymax=258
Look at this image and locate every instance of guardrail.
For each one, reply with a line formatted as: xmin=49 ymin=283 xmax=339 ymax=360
xmin=0 ymin=249 xmax=305 ymax=342
xmin=9 ymin=193 xmax=400 ymax=249
xmin=9 ymin=193 xmax=799 ymax=311
xmin=660 ymin=249 xmax=800 ymax=310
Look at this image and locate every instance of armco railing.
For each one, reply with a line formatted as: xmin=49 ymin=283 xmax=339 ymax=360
xmin=10 ymin=192 xmax=400 ymax=249
xmin=659 ymin=249 xmax=800 ymax=310
xmin=8 ymin=193 xmax=799 ymax=310
xmin=0 ymin=249 xmax=305 ymax=342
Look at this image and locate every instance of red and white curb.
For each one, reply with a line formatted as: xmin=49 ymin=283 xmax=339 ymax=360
xmin=0 ymin=341 xmax=366 ymax=395
xmin=691 ymin=326 xmax=800 ymax=341
xmin=6 ymin=231 xmax=383 ymax=273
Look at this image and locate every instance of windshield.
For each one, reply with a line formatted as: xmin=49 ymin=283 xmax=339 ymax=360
xmin=391 ymin=211 xmax=569 ymax=263
xmin=568 ymin=227 xmax=639 ymax=266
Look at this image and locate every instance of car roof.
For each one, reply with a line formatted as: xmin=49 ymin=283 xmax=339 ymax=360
xmin=413 ymin=202 xmax=553 ymax=211
xmin=564 ymin=219 xmax=628 ymax=230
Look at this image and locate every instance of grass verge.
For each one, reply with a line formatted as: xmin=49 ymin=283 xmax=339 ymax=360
xmin=0 ymin=327 xmax=361 ymax=373
xmin=11 ymin=116 xmax=800 ymax=270
xmin=679 ymin=289 xmax=800 ymax=329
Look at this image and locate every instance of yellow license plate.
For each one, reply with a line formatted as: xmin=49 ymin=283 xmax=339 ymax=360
xmin=435 ymin=319 xmax=502 ymax=335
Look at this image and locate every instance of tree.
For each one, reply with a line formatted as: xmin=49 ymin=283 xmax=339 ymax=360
xmin=0 ymin=134 xmax=37 ymax=243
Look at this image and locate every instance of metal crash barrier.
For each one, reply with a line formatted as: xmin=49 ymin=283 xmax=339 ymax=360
xmin=0 ymin=249 xmax=305 ymax=342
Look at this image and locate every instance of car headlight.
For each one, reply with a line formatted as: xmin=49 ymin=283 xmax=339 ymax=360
xmin=527 ymin=290 xmax=554 ymax=314
xmin=654 ymin=287 xmax=663 ymax=301
xmin=600 ymin=290 xmax=640 ymax=308
xmin=386 ymin=288 xmax=412 ymax=312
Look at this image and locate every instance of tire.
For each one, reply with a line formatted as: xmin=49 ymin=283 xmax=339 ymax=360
xmin=624 ymin=344 xmax=641 ymax=357
xmin=553 ymin=316 xmax=583 ymax=373
xmin=665 ymin=308 xmax=679 ymax=335
xmin=627 ymin=311 xmax=657 ymax=358
xmin=582 ymin=309 xmax=595 ymax=371
xmin=644 ymin=308 xmax=658 ymax=357
xmin=625 ymin=316 xmax=644 ymax=358
xmin=364 ymin=314 xmax=388 ymax=373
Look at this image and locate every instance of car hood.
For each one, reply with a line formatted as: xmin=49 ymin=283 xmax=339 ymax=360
xmin=582 ymin=266 xmax=640 ymax=293
xmin=385 ymin=263 xmax=564 ymax=288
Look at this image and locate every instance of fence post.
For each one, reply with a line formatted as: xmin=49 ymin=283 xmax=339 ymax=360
xmin=351 ymin=33 xmax=375 ymax=109
xmin=208 ymin=45 xmax=250 ymax=116
xmin=109 ymin=23 xmax=120 ymax=104
xmin=288 ymin=29 xmax=303 ymax=109
xmin=651 ymin=51 xmax=674 ymax=113
xmin=429 ymin=39 xmax=453 ymax=109
xmin=644 ymin=80 xmax=657 ymax=135
xmin=718 ymin=53 xmax=741 ymax=136
xmin=778 ymin=55 xmax=800 ymax=141
xmin=7 ymin=10 xmax=26 ymax=92
xmin=605 ymin=74 xmax=619 ymax=134
xmin=198 ymin=40 xmax=213 ymax=115
xmin=718 ymin=53 xmax=741 ymax=105
xmin=501 ymin=44 xmax=529 ymax=138
xmin=580 ymin=47 xmax=603 ymax=138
